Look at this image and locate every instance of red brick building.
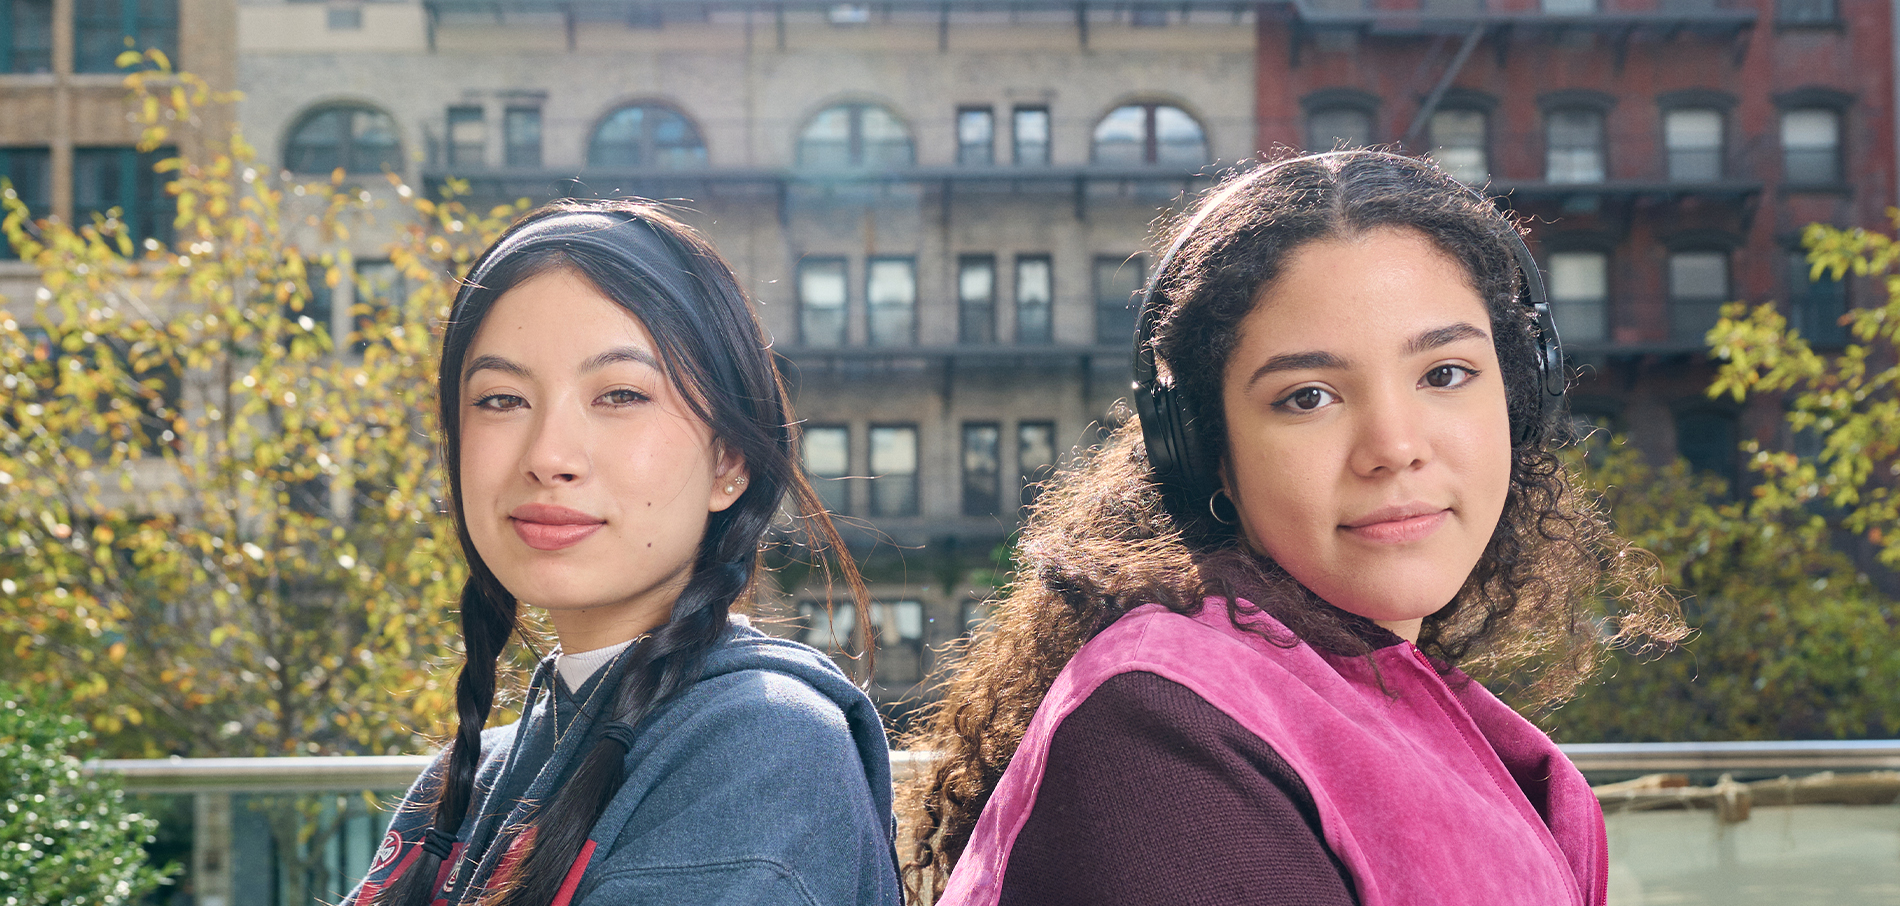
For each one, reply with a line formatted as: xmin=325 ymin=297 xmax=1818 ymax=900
xmin=1255 ymin=0 xmax=1894 ymax=482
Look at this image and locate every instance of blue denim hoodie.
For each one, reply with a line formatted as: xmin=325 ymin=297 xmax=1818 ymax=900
xmin=347 ymin=616 xmax=902 ymax=906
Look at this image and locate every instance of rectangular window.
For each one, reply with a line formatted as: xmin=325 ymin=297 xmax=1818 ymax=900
xmin=0 ymin=147 xmax=51 ymax=261
xmin=961 ymin=599 xmax=992 ymax=634
xmin=1307 ymin=108 xmax=1371 ymax=152
xmin=73 ymin=146 xmax=175 ymax=247
xmin=872 ymin=599 xmax=926 ymax=684
xmin=504 ymin=107 xmax=543 ymax=168
xmin=866 ymin=257 xmax=916 ymax=346
xmin=351 ymin=259 xmax=404 ymax=354
xmin=4 ymin=0 xmax=53 ymax=73
xmin=75 ymin=0 xmax=177 ymax=73
xmin=1094 ymin=255 xmax=1145 ymax=345
xmin=1548 ymin=251 xmax=1608 ymax=344
xmin=1428 ymin=110 xmax=1487 ymax=183
xmin=1668 ymin=250 xmax=1730 ymax=342
xmin=1545 ymin=109 xmax=1605 ymax=183
xmin=1018 ymin=421 xmax=1057 ymax=509
xmin=1665 ymin=109 xmax=1723 ymax=182
xmin=961 ymin=422 xmax=1001 ymax=517
xmin=868 ymin=424 xmax=918 ymax=517
xmin=803 ymin=424 xmax=851 ymax=515
xmin=1776 ymin=0 xmax=1836 ymax=23
xmin=957 ymin=255 xmax=996 ymax=344
xmin=1015 ymin=255 xmax=1053 ymax=344
xmin=957 ymin=107 xmax=995 ymax=167
xmin=1540 ymin=0 xmax=1597 ymax=11
xmin=1789 ymin=250 xmax=1848 ymax=346
xmin=798 ymin=257 xmax=848 ymax=347
xmin=1012 ymin=107 xmax=1050 ymax=166
xmin=447 ymin=106 xmax=486 ymax=169
xmin=1782 ymin=108 xmax=1842 ymax=185
xmin=798 ymin=600 xmax=857 ymax=651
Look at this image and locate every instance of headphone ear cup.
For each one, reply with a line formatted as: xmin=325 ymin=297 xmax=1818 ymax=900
xmin=1136 ymin=381 xmax=1201 ymax=494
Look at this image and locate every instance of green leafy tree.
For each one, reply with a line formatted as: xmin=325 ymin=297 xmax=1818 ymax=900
xmin=0 ymin=682 xmax=174 ymax=905
xmin=0 ymin=54 xmax=526 ymax=757
xmin=1546 ymin=438 xmax=1900 ymax=741
xmin=1707 ymin=221 xmax=1900 ymax=569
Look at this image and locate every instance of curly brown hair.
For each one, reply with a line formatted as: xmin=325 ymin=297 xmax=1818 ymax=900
xmin=897 ymin=151 xmax=1683 ymax=901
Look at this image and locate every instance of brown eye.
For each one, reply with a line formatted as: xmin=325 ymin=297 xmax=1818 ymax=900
xmin=1423 ymin=365 xmax=1474 ymax=388
xmin=1274 ymin=385 xmax=1338 ymax=412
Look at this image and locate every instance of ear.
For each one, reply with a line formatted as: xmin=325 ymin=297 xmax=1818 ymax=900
xmin=709 ymin=443 xmax=750 ymax=514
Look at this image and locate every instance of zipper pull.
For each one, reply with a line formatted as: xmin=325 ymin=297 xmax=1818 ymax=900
xmin=1406 ymin=640 xmax=1434 ymax=670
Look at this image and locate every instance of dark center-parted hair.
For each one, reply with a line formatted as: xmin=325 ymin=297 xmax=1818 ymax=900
xmin=897 ymin=151 xmax=1680 ymax=900
xmin=375 ymin=199 xmax=870 ymax=906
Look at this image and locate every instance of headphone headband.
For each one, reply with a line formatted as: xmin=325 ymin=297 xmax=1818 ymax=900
xmin=1132 ymin=152 xmax=1566 ymax=502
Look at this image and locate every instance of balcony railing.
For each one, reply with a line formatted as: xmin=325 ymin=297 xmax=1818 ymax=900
xmin=91 ymin=740 xmax=1900 ymax=906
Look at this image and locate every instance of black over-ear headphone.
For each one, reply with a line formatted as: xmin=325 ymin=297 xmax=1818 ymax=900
xmin=1132 ymin=152 xmax=1567 ymax=498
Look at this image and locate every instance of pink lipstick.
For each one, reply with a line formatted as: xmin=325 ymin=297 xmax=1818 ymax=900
xmin=510 ymin=504 xmax=605 ymax=551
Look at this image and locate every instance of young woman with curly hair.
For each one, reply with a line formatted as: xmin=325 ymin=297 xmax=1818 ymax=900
xmin=901 ymin=150 xmax=1682 ymax=906
xmin=346 ymin=200 xmax=902 ymax=906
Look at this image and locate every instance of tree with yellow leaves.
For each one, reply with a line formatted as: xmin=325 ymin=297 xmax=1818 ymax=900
xmin=0 ymin=52 xmax=527 ymax=758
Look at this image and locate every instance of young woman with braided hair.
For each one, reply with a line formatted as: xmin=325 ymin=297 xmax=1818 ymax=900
xmin=346 ymin=200 xmax=902 ymax=906
xmin=901 ymin=151 xmax=1683 ymax=906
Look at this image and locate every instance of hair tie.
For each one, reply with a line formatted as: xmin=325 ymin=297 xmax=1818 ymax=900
xmin=600 ymin=721 xmax=639 ymax=750
xmin=421 ymin=827 xmax=457 ymax=860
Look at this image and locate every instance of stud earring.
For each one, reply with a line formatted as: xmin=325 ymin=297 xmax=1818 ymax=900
xmin=724 ymin=476 xmax=748 ymax=496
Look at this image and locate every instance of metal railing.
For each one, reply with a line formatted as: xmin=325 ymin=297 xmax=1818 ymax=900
xmin=94 ymin=740 xmax=1900 ymax=906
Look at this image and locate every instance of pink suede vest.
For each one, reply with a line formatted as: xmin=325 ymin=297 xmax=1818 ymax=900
xmin=941 ymin=603 xmax=1606 ymax=906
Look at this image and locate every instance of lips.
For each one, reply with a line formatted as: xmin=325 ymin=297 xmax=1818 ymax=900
xmin=510 ymin=504 xmax=605 ymax=551
xmin=1342 ymin=504 xmax=1449 ymax=544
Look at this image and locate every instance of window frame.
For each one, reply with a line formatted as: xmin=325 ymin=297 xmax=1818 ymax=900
xmin=1546 ymin=249 xmax=1611 ymax=345
xmin=956 ymin=106 xmax=995 ymax=167
xmin=74 ymin=0 xmax=177 ymax=73
xmin=797 ymin=102 xmax=916 ymax=170
xmin=1012 ymin=106 xmax=1051 ymax=166
xmin=586 ymin=102 xmax=709 ymax=170
xmin=865 ymin=256 xmax=917 ymax=347
xmin=796 ymin=257 xmax=850 ymax=348
xmin=1665 ymin=247 xmax=1733 ymax=343
xmin=957 ymin=254 xmax=997 ymax=344
xmin=72 ymin=145 xmax=176 ymax=248
xmin=503 ymin=106 xmax=543 ymax=169
xmin=1091 ymin=102 xmax=1207 ymax=167
xmin=446 ymin=105 xmax=486 ymax=170
xmin=2 ymin=0 xmax=53 ymax=74
xmin=960 ymin=421 xmax=1002 ymax=518
xmin=802 ymin=423 xmax=852 ymax=515
xmin=1093 ymin=254 xmax=1146 ymax=345
xmin=1544 ymin=106 xmax=1608 ymax=184
xmin=284 ymin=104 xmax=404 ymax=176
xmin=868 ymin=423 xmax=920 ymax=518
xmin=1014 ymin=254 xmax=1054 ymax=344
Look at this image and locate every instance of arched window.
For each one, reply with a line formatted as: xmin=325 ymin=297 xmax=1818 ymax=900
xmin=587 ymin=103 xmax=707 ymax=169
xmin=284 ymin=105 xmax=402 ymax=175
xmin=1092 ymin=103 xmax=1207 ymax=166
xmin=797 ymin=103 xmax=914 ymax=170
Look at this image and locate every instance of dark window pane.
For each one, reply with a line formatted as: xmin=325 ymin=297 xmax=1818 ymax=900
xmin=872 ymin=600 xmax=926 ymax=684
xmin=1013 ymin=107 xmax=1050 ymax=165
xmin=286 ymin=106 xmax=403 ymax=175
xmin=867 ymin=257 xmax=915 ymax=346
xmin=961 ymin=423 xmax=1001 ymax=517
xmin=1668 ymin=250 xmax=1729 ymax=341
xmin=75 ymin=0 xmax=176 ymax=72
xmin=1018 ymin=421 xmax=1057 ymax=508
xmin=1546 ymin=108 xmax=1605 ymax=183
xmin=447 ymin=106 xmax=485 ymax=169
xmin=8 ymin=0 xmax=53 ymax=73
xmin=1094 ymin=255 xmax=1145 ymax=345
xmin=1015 ymin=255 xmax=1053 ymax=344
xmin=504 ymin=107 xmax=542 ymax=168
xmin=798 ymin=258 xmax=848 ymax=347
xmin=588 ymin=104 xmax=707 ymax=169
xmin=957 ymin=108 xmax=994 ymax=166
xmin=1676 ymin=409 xmax=1738 ymax=486
xmin=1307 ymin=107 xmax=1371 ymax=151
xmin=804 ymin=425 xmax=851 ymax=514
xmin=1782 ymin=108 xmax=1841 ymax=184
xmin=1789 ymin=251 xmax=1849 ymax=346
xmin=73 ymin=146 xmax=174 ymax=246
xmin=958 ymin=255 xmax=996 ymax=344
xmin=1776 ymin=0 xmax=1835 ymax=22
xmin=1665 ymin=108 xmax=1722 ymax=182
xmin=869 ymin=425 xmax=918 ymax=517
xmin=0 ymin=147 xmax=51 ymax=260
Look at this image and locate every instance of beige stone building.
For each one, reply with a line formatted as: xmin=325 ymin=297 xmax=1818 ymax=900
xmin=0 ymin=0 xmax=236 ymax=299
xmin=233 ymin=0 xmax=1256 ymax=719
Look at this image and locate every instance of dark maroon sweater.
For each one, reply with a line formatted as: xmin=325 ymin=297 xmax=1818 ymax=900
xmin=999 ymin=671 xmax=1360 ymax=906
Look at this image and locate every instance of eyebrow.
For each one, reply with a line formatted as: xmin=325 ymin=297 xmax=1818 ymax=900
xmin=462 ymin=346 xmax=661 ymax=384
xmin=1242 ymin=322 xmax=1491 ymax=392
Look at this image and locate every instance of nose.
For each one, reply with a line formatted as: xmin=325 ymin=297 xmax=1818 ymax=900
xmin=521 ymin=401 xmax=589 ymax=485
xmin=1347 ymin=387 xmax=1431 ymax=477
